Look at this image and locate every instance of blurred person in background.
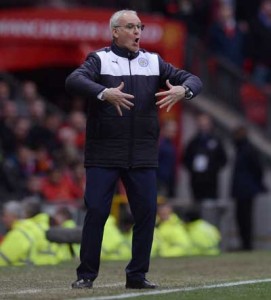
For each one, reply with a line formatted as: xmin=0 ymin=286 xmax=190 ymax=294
xmin=101 ymin=214 xmax=130 ymax=261
xmin=1 ymin=145 xmax=36 ymax=199
xmin=208 ymin=2 xmax=248 ymax=68
xmin=66 ymin=9 xmax=202 ymax=290
xmin=0 ymin=100 xmax=19 ymax=155
xmin=231 ymin=126 xmax=266 ymax=251
xmin=21 ymin=197 xmax=60 ymax=265
xmin=0 ymin=200 xmax=59 ymax=266
xmin=0 ymin=80 xmax=12 ymax=106
xmin=52 ymin=206 xmax=80 ymax=261
xmin=184 ymin=208 xmax=221 ymax=255
xmin=28 ymin=99 xmax=47 ymax=124
xmin=249 ymin=0 xmax=271 ymax=93
xmin=40 ymin=166 xmax=83 ymax=205
xmin=67 ymin=111 xmax=86 ymax=152
xmin=27 ymin=111 xmax=62 ymax=155
xmin=16 ymin=80 xmax=46 ymax=117
xmin=11 ymin=117 xmax=32 ymax=151
xmin=57 ymin=126 xmax=80 ymax=166
xmin=155 ymin=202 xmax=192 ymax=257
xmin=183 ymin=113 xmax=227 ymax=223
xmin=157 ymin=119 xmax=178 ymax=198
xmin=23 ymin=175 xmax=43 ymax=201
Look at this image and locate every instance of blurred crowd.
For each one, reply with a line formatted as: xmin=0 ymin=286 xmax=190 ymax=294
xmin=0 ymin=78 xmax=86 ymax=205
xmin=0 ymin=198 xmax=221 ymax=266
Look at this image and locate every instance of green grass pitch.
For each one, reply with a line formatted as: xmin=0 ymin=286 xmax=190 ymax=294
xmin=1 ymin=251 xmax=271 ymax=299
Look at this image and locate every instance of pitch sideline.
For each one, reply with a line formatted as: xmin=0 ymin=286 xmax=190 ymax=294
xmin=76 ymin=278 xmax=271 ymax=300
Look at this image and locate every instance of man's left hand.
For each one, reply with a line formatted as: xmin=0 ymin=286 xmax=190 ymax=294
xmin=155 ymin=80 xmax=186 ymax=112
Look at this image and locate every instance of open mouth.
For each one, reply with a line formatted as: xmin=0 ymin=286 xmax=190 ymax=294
xmin=135 ymin=38 xmax=140 ymax=43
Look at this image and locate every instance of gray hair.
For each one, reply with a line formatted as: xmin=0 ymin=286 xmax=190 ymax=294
xmin=109 ymin=10 xmax=138 ymax=30
xmin=21 ymin=197 xmax=42 ymax=218
xmin=2 ymin=201 xmax=22 ymax=218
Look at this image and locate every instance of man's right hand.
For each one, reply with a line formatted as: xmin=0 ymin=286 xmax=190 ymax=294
xmin=103 ymin=82 xmax=134 ymax=116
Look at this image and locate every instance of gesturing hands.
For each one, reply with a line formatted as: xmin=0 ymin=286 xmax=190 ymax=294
xmin=155 ymin=80 xmax=186 ymax=112
xmin=103 ymin=82 xmax=134 ymax=116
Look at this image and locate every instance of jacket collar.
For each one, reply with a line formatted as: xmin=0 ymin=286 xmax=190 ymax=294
xmin=111 ymin=42 xmax=139 ymax=60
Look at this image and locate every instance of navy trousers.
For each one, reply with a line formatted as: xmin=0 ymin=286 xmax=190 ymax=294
xmin=77 ymin=167 xmax=157 ymax=281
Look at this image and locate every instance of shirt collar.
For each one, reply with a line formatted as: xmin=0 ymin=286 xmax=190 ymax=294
xmin=111 ymin=42 xmax=139 ymax=60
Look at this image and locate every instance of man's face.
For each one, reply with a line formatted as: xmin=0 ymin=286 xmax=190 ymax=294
xmin=2 ymin=211 xmax=16 ymax=230
xmin=112 ymin=12 xmax=143 ymax=52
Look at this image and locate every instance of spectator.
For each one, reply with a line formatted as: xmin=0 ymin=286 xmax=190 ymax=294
xmin=40 ymin=166 xmax=82 ymax=205
xmin=0 ymin=100 xmax=19 ymax=155
xmin=101 ymin=214 xmax=130 ymax=261
xmin=23 ymin=175 xmax=43 ymax=200
xmin=69 ymin=161 xmax=85 ymax=201
xmin=208 ymin=3 xmax=248 ymax=68
xmin=52 ymin=206 xmax=80 ymax=260
xmin=184 ymin=208 xmax=221 ymax=255
xmin=21 ymin=197 xmax=60 ymax=264
xmin=34 ymin=146 xmax=54 ymax=175
xmin=183 ymin=113 xmax=227 ymax=213
xmin=57 ymin=126 xmax=80 ymax=166
xmin=12 ymin=117 xmax=32 ymax=149
xmin=16 ymin=80 xmax=45 ymax=117
xmin=67 ymin=111 xmax=86 ymax=152
xmin=231 ymin=126 xmax=266 ymax=250
xmin=155 ymin=202 xmax=192 ymax=257
xmin=2 ymin=145 xmax=36 ymax=199
xmin=28 ymin=99 xmax=47 ymax=124
xmin=157 ymin=119 xmax=178 ymax=198
xmin=249 ymin=0 xmax=271 ymax=92
xmin=0 ymin=200 xmax=58 ymax=266
xmin=27 ymin=111 xmax=62 ymax=155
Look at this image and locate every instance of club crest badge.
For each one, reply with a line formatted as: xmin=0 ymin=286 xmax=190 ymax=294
xmin=138 ymin=57 xmax=148 ymax=67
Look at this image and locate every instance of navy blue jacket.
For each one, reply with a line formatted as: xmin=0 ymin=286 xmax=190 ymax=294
xmin=66 ymin=43 xmax=202 ymax=168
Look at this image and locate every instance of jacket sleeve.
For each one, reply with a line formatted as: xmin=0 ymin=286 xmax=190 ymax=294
xmin=158 ymin=55 xmax=203 ymax=97
xmin=0 ymin=230 xmax=30 ymax=266
xmin=65 ymin=52 xmax=106 ymax=99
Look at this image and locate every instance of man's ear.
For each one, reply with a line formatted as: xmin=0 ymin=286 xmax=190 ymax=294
xmin=112 ymin=29 xmax=119 ymax=39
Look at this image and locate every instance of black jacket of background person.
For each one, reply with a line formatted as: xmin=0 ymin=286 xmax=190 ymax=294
xmin=183 ymin=132 xmax=227 ymax=200
xmin=231 ymin=137 xmax=265 ymax=200
xmin=66 ymin=43 xmax=202 ymax=168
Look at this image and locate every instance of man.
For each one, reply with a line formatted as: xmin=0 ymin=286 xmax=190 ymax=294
xmin=183 ymin=113 xmax=227 ymax=204
xmin=231 ymin=126 xmax=265 ymax=250
xmin=0 ymin=200 xmax=58 ymax=266
xmin=66 ymin=9 xmax=202 ymax=289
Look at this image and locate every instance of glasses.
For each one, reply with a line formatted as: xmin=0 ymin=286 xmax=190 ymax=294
xmin=114 ymin=23 xmax=145 ymax=31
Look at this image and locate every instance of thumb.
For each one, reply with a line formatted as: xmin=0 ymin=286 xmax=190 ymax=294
xmin=117 ymin=81 xmax=124 ymax=90
xmin=166 ymin=79 xmax=173 ymax=89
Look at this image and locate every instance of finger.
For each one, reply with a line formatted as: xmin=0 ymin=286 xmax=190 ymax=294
xmin=155 ymin=91 xmax=170 ymax=97
xmin=159 ymin=101 xmax=171 ymax=109
xmin=156 ymin=96 xmax=171 ymax=105
xmin=166 ymin=102 xmax=175 ymax=112
xmin=166 ymin=79 xmax=173 ymax=89
xmin=122 ymin=99 xmax=134 ymax=107
xmin=116 ymin=105 xmax=123 ymax=116
xmin=122 ymin=93 xmax=135 ymax=99
xmin=119 ymin=102 xmax=131 ymax=110
xmin=117 ymin=82 xmax=124 ymax=90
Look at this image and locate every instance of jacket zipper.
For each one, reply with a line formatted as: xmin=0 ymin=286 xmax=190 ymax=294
xmin=128 ymin=56 xmax=134 ymax=168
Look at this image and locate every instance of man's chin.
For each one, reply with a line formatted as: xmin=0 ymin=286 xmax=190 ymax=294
xmin=129 ymin=46 xmax=139 ymax=53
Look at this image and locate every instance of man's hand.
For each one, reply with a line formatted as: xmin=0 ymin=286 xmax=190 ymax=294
xmin=155 ymin=80 xmax=186 ymax=112
xmin=103 ymin=82 xmax=134 ymax=116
